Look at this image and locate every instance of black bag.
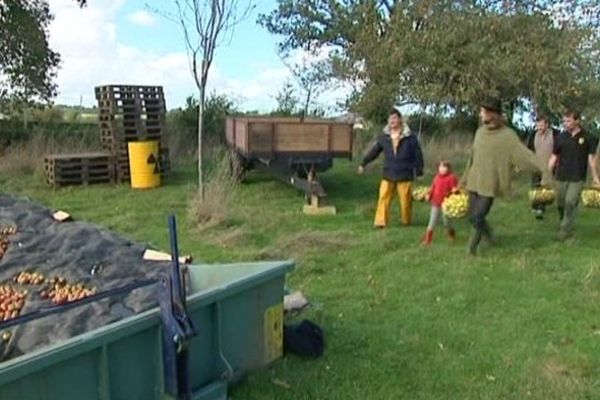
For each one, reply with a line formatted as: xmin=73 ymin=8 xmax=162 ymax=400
xmin=283 ymin=319 xmax=324 ymax=358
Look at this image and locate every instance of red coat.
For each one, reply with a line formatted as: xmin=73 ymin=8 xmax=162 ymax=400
xmin=429 ymin=173 xmax=459 ymax=207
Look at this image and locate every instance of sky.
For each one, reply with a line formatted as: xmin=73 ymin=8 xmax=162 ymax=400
xmin=47 ymin=0 xmax=346 ymax=112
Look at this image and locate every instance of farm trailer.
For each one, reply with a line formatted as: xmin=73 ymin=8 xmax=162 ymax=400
xmin=225 ymin=116 xmax=354 ymax=214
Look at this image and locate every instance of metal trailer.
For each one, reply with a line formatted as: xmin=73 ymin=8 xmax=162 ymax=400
xmin=225 ymin=116 xmax=353 ymax=214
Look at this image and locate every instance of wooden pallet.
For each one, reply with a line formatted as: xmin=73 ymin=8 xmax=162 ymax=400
xmin=98 ymin=112 xmax=165 ymax=122
xmin=99 ymin=118 xmax=165 ymax=129
xmin=44 ymin=153 xmax=115 ymax=187
xmin=99 ymin=126 xmax=164 ymax=140
xmin=98 ymin=104 xmax=166 ymax=116
xmin=95 ymin=84 xmax=164 ymax=93
xmin=98 ymin=119 xmax=166 ymax=130
xmin=101 ymin=138 xmax=168 ymax=155
xmin=114 ymin=147 xmax=170 ymax=183
xmin=97 ymin=98 xmax=165 ymax=107
xmin=95 ymin=87 xmax=164 ymax=104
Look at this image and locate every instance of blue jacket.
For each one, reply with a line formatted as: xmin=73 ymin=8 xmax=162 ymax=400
xmin=361 ymin=133 xmax=424 ymax=182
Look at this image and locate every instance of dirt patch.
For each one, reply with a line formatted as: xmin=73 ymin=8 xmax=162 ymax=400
xmin=211 ymin=227 xmax=249 ymax=248
xmin=258 ymin=230 xmax=353 ymax=261
xmin=0 ymin=194 xmax=172 ymax=361
xmin=529 ymin=357 xmax=588 ymax=398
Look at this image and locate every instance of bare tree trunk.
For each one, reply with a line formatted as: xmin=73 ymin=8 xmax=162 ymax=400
xmin=198 ymin=83 xmax=207 ymax=199
xmin=196 ymin=55 xmax=208 ymax=199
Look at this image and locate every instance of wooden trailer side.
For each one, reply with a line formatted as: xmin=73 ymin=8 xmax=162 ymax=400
xmin=227 ymin=116 xmax=353 ymax=158
xmin=273 ymin=123 xmax=329 ymax=153
xmin=330 ymin=124 xmax=353 ymax=157
xmin=225 ymin=117 xmax=249 ymax=155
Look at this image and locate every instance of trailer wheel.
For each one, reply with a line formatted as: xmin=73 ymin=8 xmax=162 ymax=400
xmin=229 ymin=152 xmax=247 ymax=182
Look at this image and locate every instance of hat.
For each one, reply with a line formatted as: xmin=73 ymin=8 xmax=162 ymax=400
xmin=480 ymin=97 xmax=503 ymax=114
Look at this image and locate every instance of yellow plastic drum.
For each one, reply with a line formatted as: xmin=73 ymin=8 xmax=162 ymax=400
xmin=128 ymin=141 xmax=161 ymax=189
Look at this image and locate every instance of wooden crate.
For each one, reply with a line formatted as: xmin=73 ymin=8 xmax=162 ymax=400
xmin=225 ymin=116 xmax=353 ymax=158
xmin=44 ymin=153 xmax=115 ymax=187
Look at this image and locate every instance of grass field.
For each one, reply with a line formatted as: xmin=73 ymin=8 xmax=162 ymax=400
xmin=1 ymin=158 xmax=600 ymax=400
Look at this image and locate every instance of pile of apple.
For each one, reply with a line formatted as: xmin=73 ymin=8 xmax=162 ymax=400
xmin=0 ymin=225 xmax=16 ymax=261
xmin=0 ymin=226 xmax=17 ymax=236
xmin=0 ymin=285 xmax=26 ymax=322
xmin=14 ymin=271 xmax=46 ymax=285
xmin=40 ymin=277 xmax=97 ymax=305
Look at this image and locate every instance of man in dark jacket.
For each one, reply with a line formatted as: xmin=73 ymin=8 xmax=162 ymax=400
xmin=526 ymin=114 xmax=561 ymax=220
xmin=358 ymin=108 xmax=424 ymax=227
xmin=549 ymin=110 xmax=600 ymax=241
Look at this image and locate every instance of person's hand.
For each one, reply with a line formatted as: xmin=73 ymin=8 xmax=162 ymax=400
xmin=593 ymin=176 xmax=600 ymax=187
xmin=357 ymin=165 xmax=365 ymax=175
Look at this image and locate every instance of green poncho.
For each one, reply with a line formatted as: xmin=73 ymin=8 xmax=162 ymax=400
xmin=463 ymin=124 xmax=547 ymax=198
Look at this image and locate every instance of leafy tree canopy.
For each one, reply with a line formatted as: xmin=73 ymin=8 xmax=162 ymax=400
xmin=0 ymin=1 xmax=60 ymax=103
xmin=260 ymin=1 xmax=600 ymax=123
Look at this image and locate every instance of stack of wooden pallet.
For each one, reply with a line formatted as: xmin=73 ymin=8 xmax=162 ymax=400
xmin=44 ymin=153 xmax=114 ymax=187
xmin=95 ymin=85 xmax=170 ymax=183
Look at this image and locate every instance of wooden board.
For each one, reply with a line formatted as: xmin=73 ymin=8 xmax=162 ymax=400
xmin=45 ymin=152 xmax=113 ymax=161
xmin=225 ymin=116 xmax=352 ymax=157
xmin=272 ymin=123 xmax=329 ymax=152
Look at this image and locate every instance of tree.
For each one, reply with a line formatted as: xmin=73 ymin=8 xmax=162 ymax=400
xmin=170 ymin=0 xmax=254 ymax=198
xmin=271 ymin=81 xmax=300 ymax=116
xmin=0 ymin=1 xmax=60 ymax=104
xmin=280 ymin=50 xmax=332 ymax=117
xmin=260 ymin=1 xmax=600 ymax=123
xmin=169 ymin=93 xmax=238 ymax=148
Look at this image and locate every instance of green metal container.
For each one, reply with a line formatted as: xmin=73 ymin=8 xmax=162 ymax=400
xmin=0 ymin=260 xmax=294 ymax=400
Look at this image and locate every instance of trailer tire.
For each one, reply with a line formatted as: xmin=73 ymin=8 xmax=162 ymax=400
xmin=229 ymin=152 xmax=247 ymax=182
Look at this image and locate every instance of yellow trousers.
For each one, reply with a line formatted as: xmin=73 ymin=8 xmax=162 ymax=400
xmin=374 ymin=180 xmax=413 ymax=227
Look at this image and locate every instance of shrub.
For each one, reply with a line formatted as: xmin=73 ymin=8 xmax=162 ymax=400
xmin=187 ymin=147 xmax=240 ymax=230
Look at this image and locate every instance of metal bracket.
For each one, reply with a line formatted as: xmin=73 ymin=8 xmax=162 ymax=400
xmin=159 ymin=215 xmax=197 ymax=400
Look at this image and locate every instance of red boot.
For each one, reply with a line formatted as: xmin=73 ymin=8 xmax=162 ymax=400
xmin=447 ymin=228 xmax=456 ymax=242
xmin=422 ymin=229 xmax=433 ymax=245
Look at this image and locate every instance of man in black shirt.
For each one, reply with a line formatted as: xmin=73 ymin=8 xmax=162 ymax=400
xmin=549 ymin=110 xmax=600 ymax=241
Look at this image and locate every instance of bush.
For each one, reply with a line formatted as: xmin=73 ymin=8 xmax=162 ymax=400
xmin=167 ymin=93 xmax=238 ymax=158
xmin=187 ymin=146 xmax=240 ymax=230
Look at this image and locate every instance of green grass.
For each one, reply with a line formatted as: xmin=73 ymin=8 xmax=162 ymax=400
xmin=2 ymin=160 xmax=600 ymax=399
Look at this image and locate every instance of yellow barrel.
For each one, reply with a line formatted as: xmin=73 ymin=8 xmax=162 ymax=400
xmin=128 ymin=141 xmax=161 ymax=189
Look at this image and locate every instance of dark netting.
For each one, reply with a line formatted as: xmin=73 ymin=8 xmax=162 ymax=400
xmin=0 ymin=194 xmax=171 ymax=361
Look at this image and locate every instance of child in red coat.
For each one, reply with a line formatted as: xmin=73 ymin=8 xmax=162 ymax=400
xmin=422 ymin=161 xmax=459 ymax=245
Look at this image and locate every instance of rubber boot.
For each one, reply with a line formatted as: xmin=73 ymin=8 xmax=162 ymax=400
xmin=482 ymin=222 xmax=496 ymax=246
xmin=467 ymin=229 xmax=483 ymax=256
xmin=558 ymin=207 xmax=564 ymax=221
xmin=447 ymin=228 xmax=456 ymax=242
xmin=421 ymin=229 xmax=433 ymax=246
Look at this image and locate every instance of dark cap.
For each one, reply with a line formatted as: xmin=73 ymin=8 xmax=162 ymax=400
xmin=480 ymin=97 xmax=503 ymax=114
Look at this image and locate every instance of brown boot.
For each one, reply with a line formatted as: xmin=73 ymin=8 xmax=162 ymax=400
xmin=421 ymin=229 xmax=433 ymax=246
